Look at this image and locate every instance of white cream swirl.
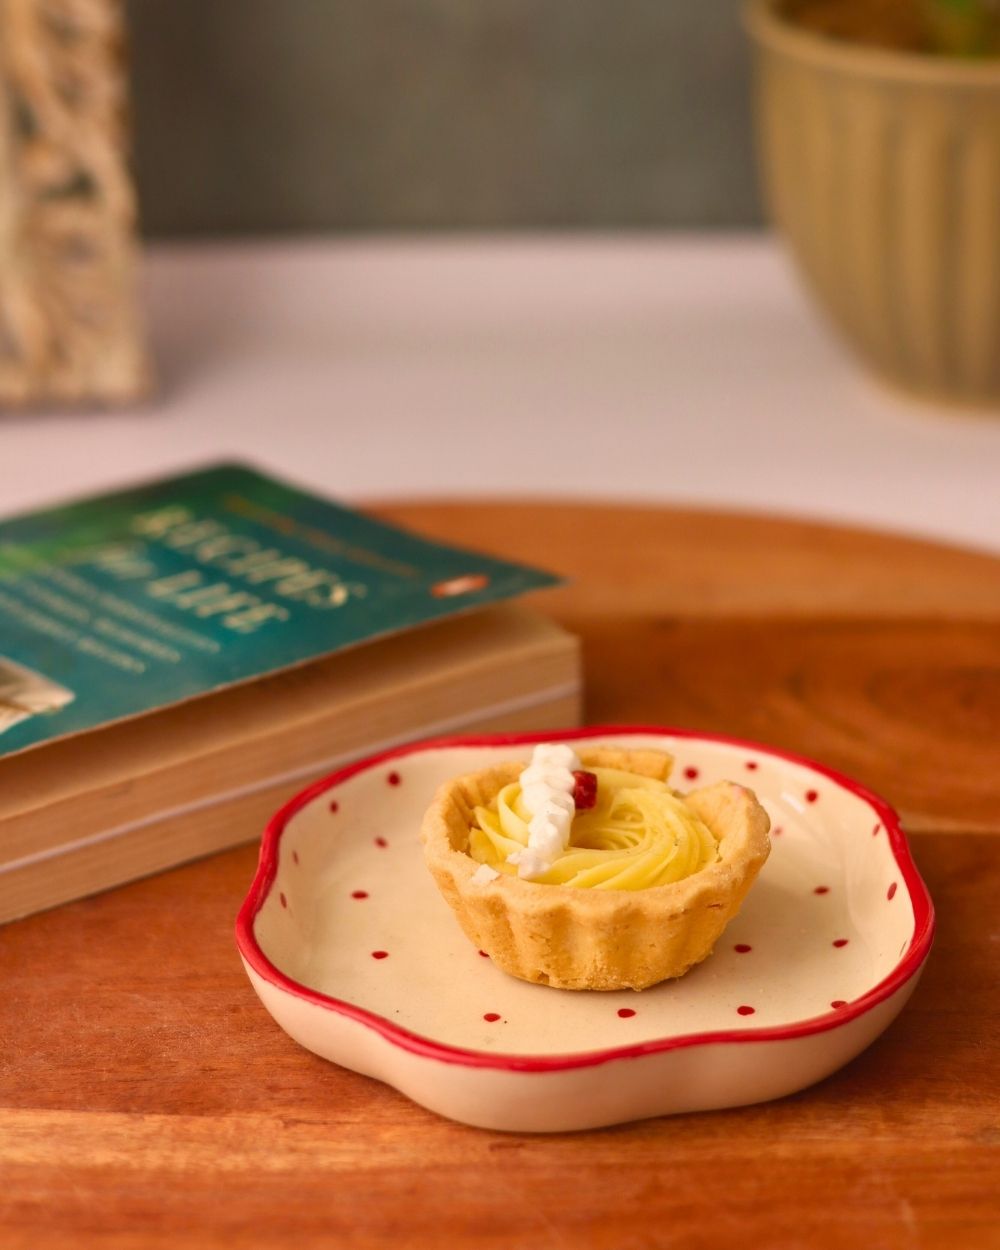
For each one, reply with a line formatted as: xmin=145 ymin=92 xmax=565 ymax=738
xmin=505 ymin=742 xmax=581 ymax=879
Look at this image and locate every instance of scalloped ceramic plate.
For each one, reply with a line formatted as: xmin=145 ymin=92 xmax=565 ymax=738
xmin=236 ymin=727 xmax=934 ymax=1132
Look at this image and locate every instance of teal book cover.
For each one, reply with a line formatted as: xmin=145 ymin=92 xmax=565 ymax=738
xmin=0 ymin=464 xmax=561 ymax=758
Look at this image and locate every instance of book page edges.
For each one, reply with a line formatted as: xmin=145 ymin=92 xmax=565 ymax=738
xmin=0 ymin=606 xmax=580 ymax=859
xmin=0 ymin=688 xmax=581 ymax=924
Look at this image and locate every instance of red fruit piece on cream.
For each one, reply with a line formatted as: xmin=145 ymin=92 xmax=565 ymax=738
xmin=572 ymin=770 xmax=598 ymax=810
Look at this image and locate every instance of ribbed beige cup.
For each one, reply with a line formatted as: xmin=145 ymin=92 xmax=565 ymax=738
xmin=746 ymin=0 xmax=1000 ymax=406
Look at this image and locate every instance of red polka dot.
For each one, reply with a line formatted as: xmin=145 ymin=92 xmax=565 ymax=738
xmin=292 ymin=850 xmax=299 ymax=865
xmin=737 ymin=1005 xmax=756 ymax=1016
xmin=374 ymin=836 xmax=388 ymax=848
xmin=805 ymin=789 xmax=819 ymax=804
xmin=745 ymin=760 xmax=759 ymax=771
xmin=329 ymin=800 xmax=339 ymax=813
xmin=351 ymin=890 xmax=368 ymax=900
xmin=279 ymin=892 xmax=287 ymax=909
xmin=831 ymin=1000 xmax=848 ymax=1009
xmin=872 ymin=823 xmax=881 ymax=836
xmin=771 ymin=826 xmax=783 ymax=836
xmin=387 ymin=771 xmax=401 ymax=787
xmin=683 ymin=766 xmax=700 ymax=781
xmin=814 ymin=885 xmax=830 ymax=895
xmin=833 ymin=938 xmax=849 ymax=948
xmin=887 ymin=882 xmax=898 ymax=900
xmin=371 ymin=950 xmax=389 ymax=960
xmin=617 ymin=1008 xmax=636 ymax=1018
xmin=734 ymin=943 xmax=752 ymax=954
xmin=483 ymin=1012 xmax=501 ymax=1023
xmin=478 ymin=950 xmax=489 ymax=958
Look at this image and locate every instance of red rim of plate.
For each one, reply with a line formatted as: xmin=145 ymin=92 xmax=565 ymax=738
xmin=235 ymin=725 xmax=935 ymax=1074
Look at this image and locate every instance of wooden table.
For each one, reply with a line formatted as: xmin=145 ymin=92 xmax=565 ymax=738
xmin=4 ymin=503 xmax=999 ymax=1250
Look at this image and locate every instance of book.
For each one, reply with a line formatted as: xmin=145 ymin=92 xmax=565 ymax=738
xmin=0 ymin=465 xmax=581 ymax=923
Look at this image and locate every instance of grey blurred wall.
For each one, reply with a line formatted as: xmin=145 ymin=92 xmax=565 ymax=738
xmin=127 ymin=0 xmax=762 ymax=237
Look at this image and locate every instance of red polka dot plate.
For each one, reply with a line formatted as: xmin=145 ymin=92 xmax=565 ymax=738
xmin=236 ymin=726 xmax=934 ymax=1132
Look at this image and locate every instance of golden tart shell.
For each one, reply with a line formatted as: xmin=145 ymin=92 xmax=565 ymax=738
xmin=420 ymin=747 xmax=771 ymax=991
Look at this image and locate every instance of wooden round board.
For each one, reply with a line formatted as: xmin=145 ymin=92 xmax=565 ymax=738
xmin=3 ymin=504 xmax=999 ymax=1250
xmin=380 ymin=503 xmax=1000 ymax=834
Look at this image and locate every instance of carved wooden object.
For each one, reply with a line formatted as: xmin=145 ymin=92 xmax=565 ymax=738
xmin=0 ymin=0 xmax=148 ymax=405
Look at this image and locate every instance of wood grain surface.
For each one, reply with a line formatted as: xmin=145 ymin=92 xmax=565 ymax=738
xmin=383 ymin=503 xmax=1000 ymax=833
xmin=3 ymin=503 xmax=999 ymax=1250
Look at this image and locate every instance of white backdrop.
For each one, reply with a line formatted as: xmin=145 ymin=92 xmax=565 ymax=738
xmin=4 ymin=235 xmax=999 ymax=553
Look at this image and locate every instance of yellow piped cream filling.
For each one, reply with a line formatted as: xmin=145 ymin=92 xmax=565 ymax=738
xmin=469 ymin=766 xmax=719 ymax=890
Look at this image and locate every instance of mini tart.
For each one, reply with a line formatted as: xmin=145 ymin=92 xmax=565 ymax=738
xmin=420 ymin=747 xmax=771 ymax=991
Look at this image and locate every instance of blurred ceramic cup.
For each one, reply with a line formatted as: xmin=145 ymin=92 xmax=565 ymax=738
xmin=745 ymin=0 xmax=1000 ymax=407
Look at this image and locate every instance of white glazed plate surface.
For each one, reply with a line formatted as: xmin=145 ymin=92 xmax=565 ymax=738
xmin=236 ymin=727 xmax=934 ymax=1132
